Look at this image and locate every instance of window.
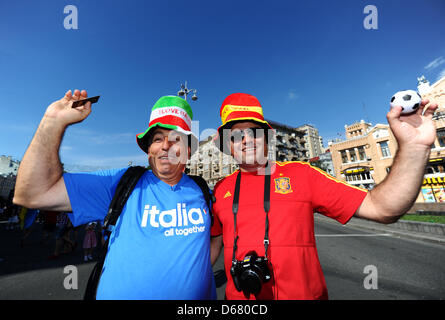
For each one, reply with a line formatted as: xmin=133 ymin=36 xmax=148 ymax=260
xmin=379 ymin=141 xmax=391 ymax=157
xmin=349 ymin=149 xmax=357 ymax=162
xmin=341 ymin=151 xmax=348 ymax=163
xmin=437 ymin=129 xmax=445 ymax=147
xmin=358 ymin=146 xmax=366 ymax=161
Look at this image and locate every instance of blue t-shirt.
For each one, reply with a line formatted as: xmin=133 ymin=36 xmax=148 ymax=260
xmin=63 ymin=168 xmax=216 ymax=300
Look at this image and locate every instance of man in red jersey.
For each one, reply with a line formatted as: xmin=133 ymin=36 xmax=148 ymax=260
xmin=209 ymin=92 xmax=438 ymax=300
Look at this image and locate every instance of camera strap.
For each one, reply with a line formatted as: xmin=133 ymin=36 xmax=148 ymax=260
xmin=232 ymin=165 xmax=271 ymax=262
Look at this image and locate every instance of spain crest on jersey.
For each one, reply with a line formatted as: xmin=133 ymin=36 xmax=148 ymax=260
xmin=274 ymin=177 xmax=293 ymax=194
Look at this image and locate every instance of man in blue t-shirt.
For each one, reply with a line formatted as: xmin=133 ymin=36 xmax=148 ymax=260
xmin=13 ymin=90 xmax=216 ymax=299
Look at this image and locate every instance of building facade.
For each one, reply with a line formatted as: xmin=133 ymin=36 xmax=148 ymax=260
xmin=0 ymin=156 xmax=20 ymax=200
xmin=329 ymin=75 xmax=445 ymax=203
xmin=296 ymin=124 xmax=324 ymax=159
xmin=417 ymin=75 xmax=445 ymax=202
xmin=186 ymin=135 xmax=238 ymax=189
xmin=309 ymin=150 xmax=335 ymax=177
xmin=329 ymin=120 xmax=397 ymax=190
xmin=267 ymin=119 xmax=309 ymax=162
xmin=0 ymin=155 xmax=20 ymax=177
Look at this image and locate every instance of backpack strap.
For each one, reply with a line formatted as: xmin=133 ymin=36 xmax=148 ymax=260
xmin=84 ymin=165 xmax=147 ymax=300
xmin=102 ymin=166 xmax=148 ymax=234
xmin=188 ymin=175 xmax=214 ymax=226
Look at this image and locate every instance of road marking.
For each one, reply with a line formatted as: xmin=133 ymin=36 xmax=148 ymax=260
xmin=315 ymin=233 xmax=391 ymax=237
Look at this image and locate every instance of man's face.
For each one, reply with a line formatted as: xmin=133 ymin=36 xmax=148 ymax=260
xmin=229 ymin=121 xmax=268 ymax=168
xmin=148 ymin=128 xmax=190 ymax=178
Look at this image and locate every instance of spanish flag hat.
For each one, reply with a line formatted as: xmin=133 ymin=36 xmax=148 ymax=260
xmin=214 ymin=93 xmax=273 ymax=154
xmin=136 ymin=95 xmax=198 ymax=154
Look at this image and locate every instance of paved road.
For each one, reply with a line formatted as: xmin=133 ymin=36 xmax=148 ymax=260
xmin=0 ymin=218 xmax=444 ymax=299
xmin=315 ymin=219 xmax=445 ymax=299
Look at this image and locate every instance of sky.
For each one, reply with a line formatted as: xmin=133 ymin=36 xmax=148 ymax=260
xmin=1 ymin=0 xmax=445 ymax=172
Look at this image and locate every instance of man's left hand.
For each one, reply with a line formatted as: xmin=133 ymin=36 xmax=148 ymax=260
xmin=387 ymin=99 xmax=439 ymax=149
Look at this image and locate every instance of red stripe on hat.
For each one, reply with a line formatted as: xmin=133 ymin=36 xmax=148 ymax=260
xmin=148 ymin=115 xmax=191 ymax=131
xmin=224 ymin=110 xmax=265 ymax=123
xmin=220 ymin=93 xmax=262 ymax=115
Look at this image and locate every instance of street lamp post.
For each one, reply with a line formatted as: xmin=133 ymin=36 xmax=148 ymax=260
xmin=177 ymin=81 xmax=198 ymax=101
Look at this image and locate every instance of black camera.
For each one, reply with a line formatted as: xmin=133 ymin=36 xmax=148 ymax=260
xmin=230 ymin=251 xmax=271 ymax=295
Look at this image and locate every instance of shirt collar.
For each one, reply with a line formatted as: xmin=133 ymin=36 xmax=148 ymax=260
xmin=147 ymin=170 xmax=186 ymax=191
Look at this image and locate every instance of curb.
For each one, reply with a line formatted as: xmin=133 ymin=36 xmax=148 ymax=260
xmin=315 ymin=214 xmax=445 ymax=245
xmin=377 ymin=219 xmax=445 ymax=236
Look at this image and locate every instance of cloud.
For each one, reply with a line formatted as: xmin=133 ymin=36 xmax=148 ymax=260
xmin=89 ymin=132 xmax=134 ymax=145
xmin=63 ymin=153 xmax=148 ymax=172
xmin=424 ymin=56 xmax=445 ymax=70
xmin=436 ymin=68 xmax=445 ymax=82
xmin=60 ymin=145 xmax=73 ymax=151
xmin=65 ymin=128 xmax=135 ymax=146
xmin=4 ymin=124 xmax=37 ymax=133
xmin=288 ymin=90 xmax=300 ymax=100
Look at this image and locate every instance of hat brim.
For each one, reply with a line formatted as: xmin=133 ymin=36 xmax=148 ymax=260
xmin=137 ymin=123 xmax=198 ymax=155
xmin=213 ymin=118 xmax=274 ymax=155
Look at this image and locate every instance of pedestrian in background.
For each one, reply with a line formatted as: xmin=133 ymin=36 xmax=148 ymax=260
xmin=40 ymin=210 xmax=58 ymax=246
xmin=20 ymin=208 xmax=39 ymax=247
xmin=6 ymin=205 xmax=19 ymax=230
xmin=83 ymin=222 xmax=97 ymax=261
xmin=48 ymin=212 xmax=75 ymax=259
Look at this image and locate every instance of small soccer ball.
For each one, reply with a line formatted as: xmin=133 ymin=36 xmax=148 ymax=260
xmin=390 ymin=90 xmax=422 ymax=114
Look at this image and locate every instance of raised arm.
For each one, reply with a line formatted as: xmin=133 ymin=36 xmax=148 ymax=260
xmin=13 ymin=90 xmax=93 ymax=211
xmin=355 ymin=99 xmax=439 ymax=224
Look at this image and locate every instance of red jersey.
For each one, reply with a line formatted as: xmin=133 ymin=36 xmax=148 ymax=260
xmin=211 ymin=161 xmax=368 ymax=300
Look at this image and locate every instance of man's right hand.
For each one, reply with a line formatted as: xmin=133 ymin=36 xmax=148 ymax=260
xmin=44 ymin=89 xmax=93 ymax=127
xmin=13 ymin=89 xmax=92 ymax=211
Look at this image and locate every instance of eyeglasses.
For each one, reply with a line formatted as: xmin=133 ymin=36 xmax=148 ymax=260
xmin=230 ymin=128 xmax=265 ymax=143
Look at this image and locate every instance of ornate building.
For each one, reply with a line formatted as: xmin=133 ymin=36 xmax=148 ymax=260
xmin=329 ymin=120 xmax=397 ymax=190
xmin=329 ymin=75 xmax=445 ymax=203
xmin=417 ymin=75 xmax=445 ymax=202
xmin=186 ymin=135 xmax=238 ymax=189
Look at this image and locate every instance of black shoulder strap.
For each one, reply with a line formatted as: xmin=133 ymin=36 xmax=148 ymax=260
xmin=84 ymin=165 xmax=147 ymax=300
xmin=188 ymin=175 xmax=214 ymax=226
xmin=103 ymin=165 xmax=147 ymax=232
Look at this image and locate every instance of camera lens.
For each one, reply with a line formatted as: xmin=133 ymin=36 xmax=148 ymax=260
xmin=240 ymin=269 xmax=263 ymax=295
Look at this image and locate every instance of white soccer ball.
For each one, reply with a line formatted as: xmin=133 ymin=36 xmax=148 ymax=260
xmin=390 ymin=90 xmax=422 ymax=114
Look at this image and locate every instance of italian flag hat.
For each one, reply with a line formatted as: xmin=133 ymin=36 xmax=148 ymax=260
xmin=136 ymin=95 xmax=198 ymax=154
xmin=214 ymin=93 xmax=274 ymax=154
